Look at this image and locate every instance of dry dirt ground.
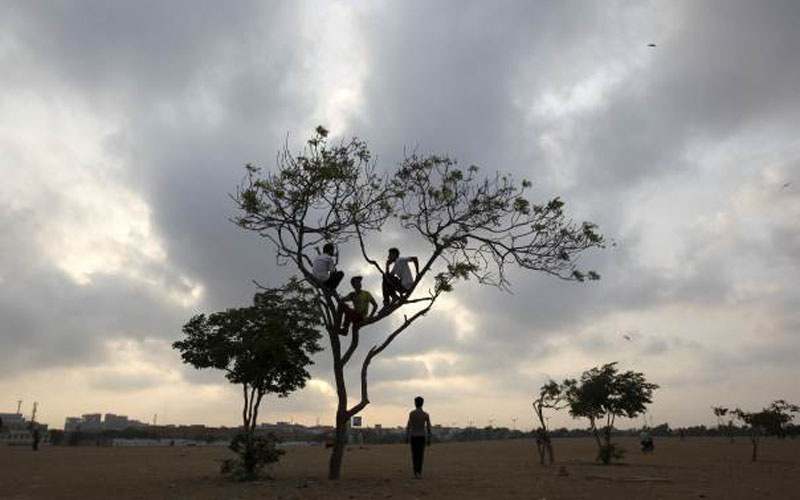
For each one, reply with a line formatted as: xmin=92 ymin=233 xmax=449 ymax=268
xmin=2 ymin=437 xmax=799 ymax=500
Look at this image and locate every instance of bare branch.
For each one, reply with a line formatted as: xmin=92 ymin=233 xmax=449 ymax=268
xmin=347 ymin=298 xmax=437 ymax=417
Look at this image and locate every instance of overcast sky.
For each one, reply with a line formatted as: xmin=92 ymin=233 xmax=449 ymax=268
xmin=2 ymin=0 xmax=799 ymax=431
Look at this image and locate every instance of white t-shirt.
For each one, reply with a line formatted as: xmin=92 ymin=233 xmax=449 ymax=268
xmin=312 ymin=254 xmax=336 ymax=281
xmin=391 ymin=257 xmax=414 ymax=289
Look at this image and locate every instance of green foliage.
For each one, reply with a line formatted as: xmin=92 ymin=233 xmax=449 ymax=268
xmin=233 ymin=126 xmax=605 ymax=295
xmin=221 ymin=432 xmax=285 ymax=481
xmin=532 ymin=380 xmax=568 ymax=466
xmin=173 ymin=278 xmax=322 ymax=396
xmin=234 ymin=128 xmax=390 ymax=266
xmin=533 ymin=380 xmax=568 ymax=424
xmin=173 ymin=278 xmax=321 ymax=480
xmin=733 ymin=400 xmax=799 ymax=461
xmin=389 ymin=154 xmax=604 ymax=289
xmin=564 ymin=362 xmax=658 ymax=464
xmin=565 ymin=363 xmax=658 ymax=423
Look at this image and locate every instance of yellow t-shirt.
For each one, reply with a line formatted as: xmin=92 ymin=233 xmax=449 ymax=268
xmin=346 ymin=290 xmax=373 ymax=316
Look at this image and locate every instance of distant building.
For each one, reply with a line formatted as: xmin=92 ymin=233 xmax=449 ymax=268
xmin=0 ymin=412 xmax=48 ymax=446
xmin=63 ymin=412 xmax=149 ymax=432
xmin=64 ymin=417 xmax=81 ymax=432
xmin=104 ymin=414 xmax=130 ymax=430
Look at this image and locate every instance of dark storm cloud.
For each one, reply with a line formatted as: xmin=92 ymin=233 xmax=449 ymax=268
xmin=325 ymin=0 xmax=800 ymax=396
xmin=0 ymin=210 xmax=187 ymax=376
xmin=1 ymin=0 xmax=308 ymax=376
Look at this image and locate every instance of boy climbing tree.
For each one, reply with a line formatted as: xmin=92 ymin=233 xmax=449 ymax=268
xmin=341 ymin=276 xmax=378 ymax=336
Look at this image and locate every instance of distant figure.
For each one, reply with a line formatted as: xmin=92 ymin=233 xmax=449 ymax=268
xmin=640 ymin=428 xmax=654 ymax=453
xmin=382 ymin=247 xmax=419 ymax=305
xmin=406 ymin=396 xmax=432 ymax=478
xmin=32 ymin=425 xmax=41 ymax=451
xmin=312 ymin=243 xmax=344 ymax=290
xmin=341 ymin=276 xmax=378 ymax=336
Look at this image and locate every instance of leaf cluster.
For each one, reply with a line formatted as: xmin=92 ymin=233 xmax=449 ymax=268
xmin=172 ymin=278 xmax=322 ymax=397
xmin=221 ymin=432 xmax=285 ymax=481
xmin=233 ymin=127 xmax=605 ymax=297
xmin=391 ymin=153 xmax=604 ymax=288
xmin=564 ymin=362 xmax=659 ymax=422
xmin=733 ymin=400 xmax=800 ymax=437
xmin=234 ymin=127 xmax=392 ymax=268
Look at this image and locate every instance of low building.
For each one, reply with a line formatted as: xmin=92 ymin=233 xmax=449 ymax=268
xmin=63 ymin=412 xmax=149 ymax=433
xmin=0 ymin=412 xmax=48 ymax=446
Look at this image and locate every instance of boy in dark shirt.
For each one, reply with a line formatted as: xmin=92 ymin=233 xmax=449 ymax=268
xmin=406 ymin=396 xmax=432 ymax=478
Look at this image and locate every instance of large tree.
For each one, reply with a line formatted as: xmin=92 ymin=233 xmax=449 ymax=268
xmin=564 ymin=362 xmax=658 ymax=464
xmin=173 ymin=279 xmax=321 ymax=480
xmin=233 ymin=127 xmax=604 ymax=479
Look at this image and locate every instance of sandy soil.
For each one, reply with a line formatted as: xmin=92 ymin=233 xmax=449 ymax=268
xmin=1 ymin=437 xmax=799 ymax=500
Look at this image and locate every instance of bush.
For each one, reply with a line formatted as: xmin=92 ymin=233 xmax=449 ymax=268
xmin=221 ymin=432 xmax=285 ymax=481
xmin=597 ymin=443 xmax=625 ymax=465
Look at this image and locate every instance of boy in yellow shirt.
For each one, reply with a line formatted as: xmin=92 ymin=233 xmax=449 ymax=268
xmin=341 ymin=276 xmax=377 ymax=336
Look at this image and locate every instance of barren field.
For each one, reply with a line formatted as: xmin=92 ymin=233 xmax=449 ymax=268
xmin=2 ymin=437 xmax=799 ymax=500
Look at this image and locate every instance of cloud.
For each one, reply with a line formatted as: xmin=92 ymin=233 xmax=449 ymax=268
xmin=2 ymin=0 xmax=800 ymax=429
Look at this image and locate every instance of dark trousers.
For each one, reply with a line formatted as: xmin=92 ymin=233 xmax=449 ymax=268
xmin=341 ymin=308 xmax=364 ymax=335
xmin=410 ymin=436 xmax=426 ymax=475
xmin=382 ymin=275 xmax=404 ymax=305
xmin=324 ymin=271 xmax=344 ymax=290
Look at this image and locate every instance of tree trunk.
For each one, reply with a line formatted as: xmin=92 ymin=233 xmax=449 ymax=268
xmin=328 ymin=418 xmax=348 ymax=479
xmin=328 ymin=336 xmax=349 ymax=480
xmin=546 ymin=440 xmax=555 ymax=465
xmin=590 ymin=419 xmax=602 ymax=450
xmin=751 ymin=435 xmax=758 ymax=462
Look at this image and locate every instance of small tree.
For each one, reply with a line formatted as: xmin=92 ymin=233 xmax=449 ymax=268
xmin=733 ymin=400 xmax=799 ymax=462
xmin=532 ymin=380 xmax=567 ymax=466
xmin=234 ymin=127 xmax=604 ymax=479
xmin=564 ymin=362 xmax=658 ymax=464
xmin=712 ymin=406 xmax=735 ymax=443
xmin=173 ymin=279 xmax=321 ymax=480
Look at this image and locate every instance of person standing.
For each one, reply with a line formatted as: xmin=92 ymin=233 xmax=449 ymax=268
xmin=312 ymin=243 xmax=344 ymax=290
xmin=32 ymin=425 xmax=41 ymax=451
xmin=406 ymin=396 xmax=432 ymax=478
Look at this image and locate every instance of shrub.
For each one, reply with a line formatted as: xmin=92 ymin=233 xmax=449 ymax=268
xmin=221 ymin=432 xmax=285 ymax=481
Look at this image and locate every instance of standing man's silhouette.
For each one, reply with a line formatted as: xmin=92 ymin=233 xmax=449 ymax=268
xmin=406 ymin=396 xmax=432 ymax=478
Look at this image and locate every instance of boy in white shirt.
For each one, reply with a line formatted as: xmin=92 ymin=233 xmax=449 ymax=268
xmin=382 ymin=247 xmax=419 ymax=305
xmin=312 ymin=243 xmax=344 ymax=290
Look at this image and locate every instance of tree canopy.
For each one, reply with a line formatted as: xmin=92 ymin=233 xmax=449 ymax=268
xmin=232 ymin=127 xmax=605 ymax=479
xmin=174 ymin=279 xmax=321 ymax=396
xmin=564 ymin=362 xmax=658 ymax=464
xmin=733 ymin=400 xmax=799 ymax=461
